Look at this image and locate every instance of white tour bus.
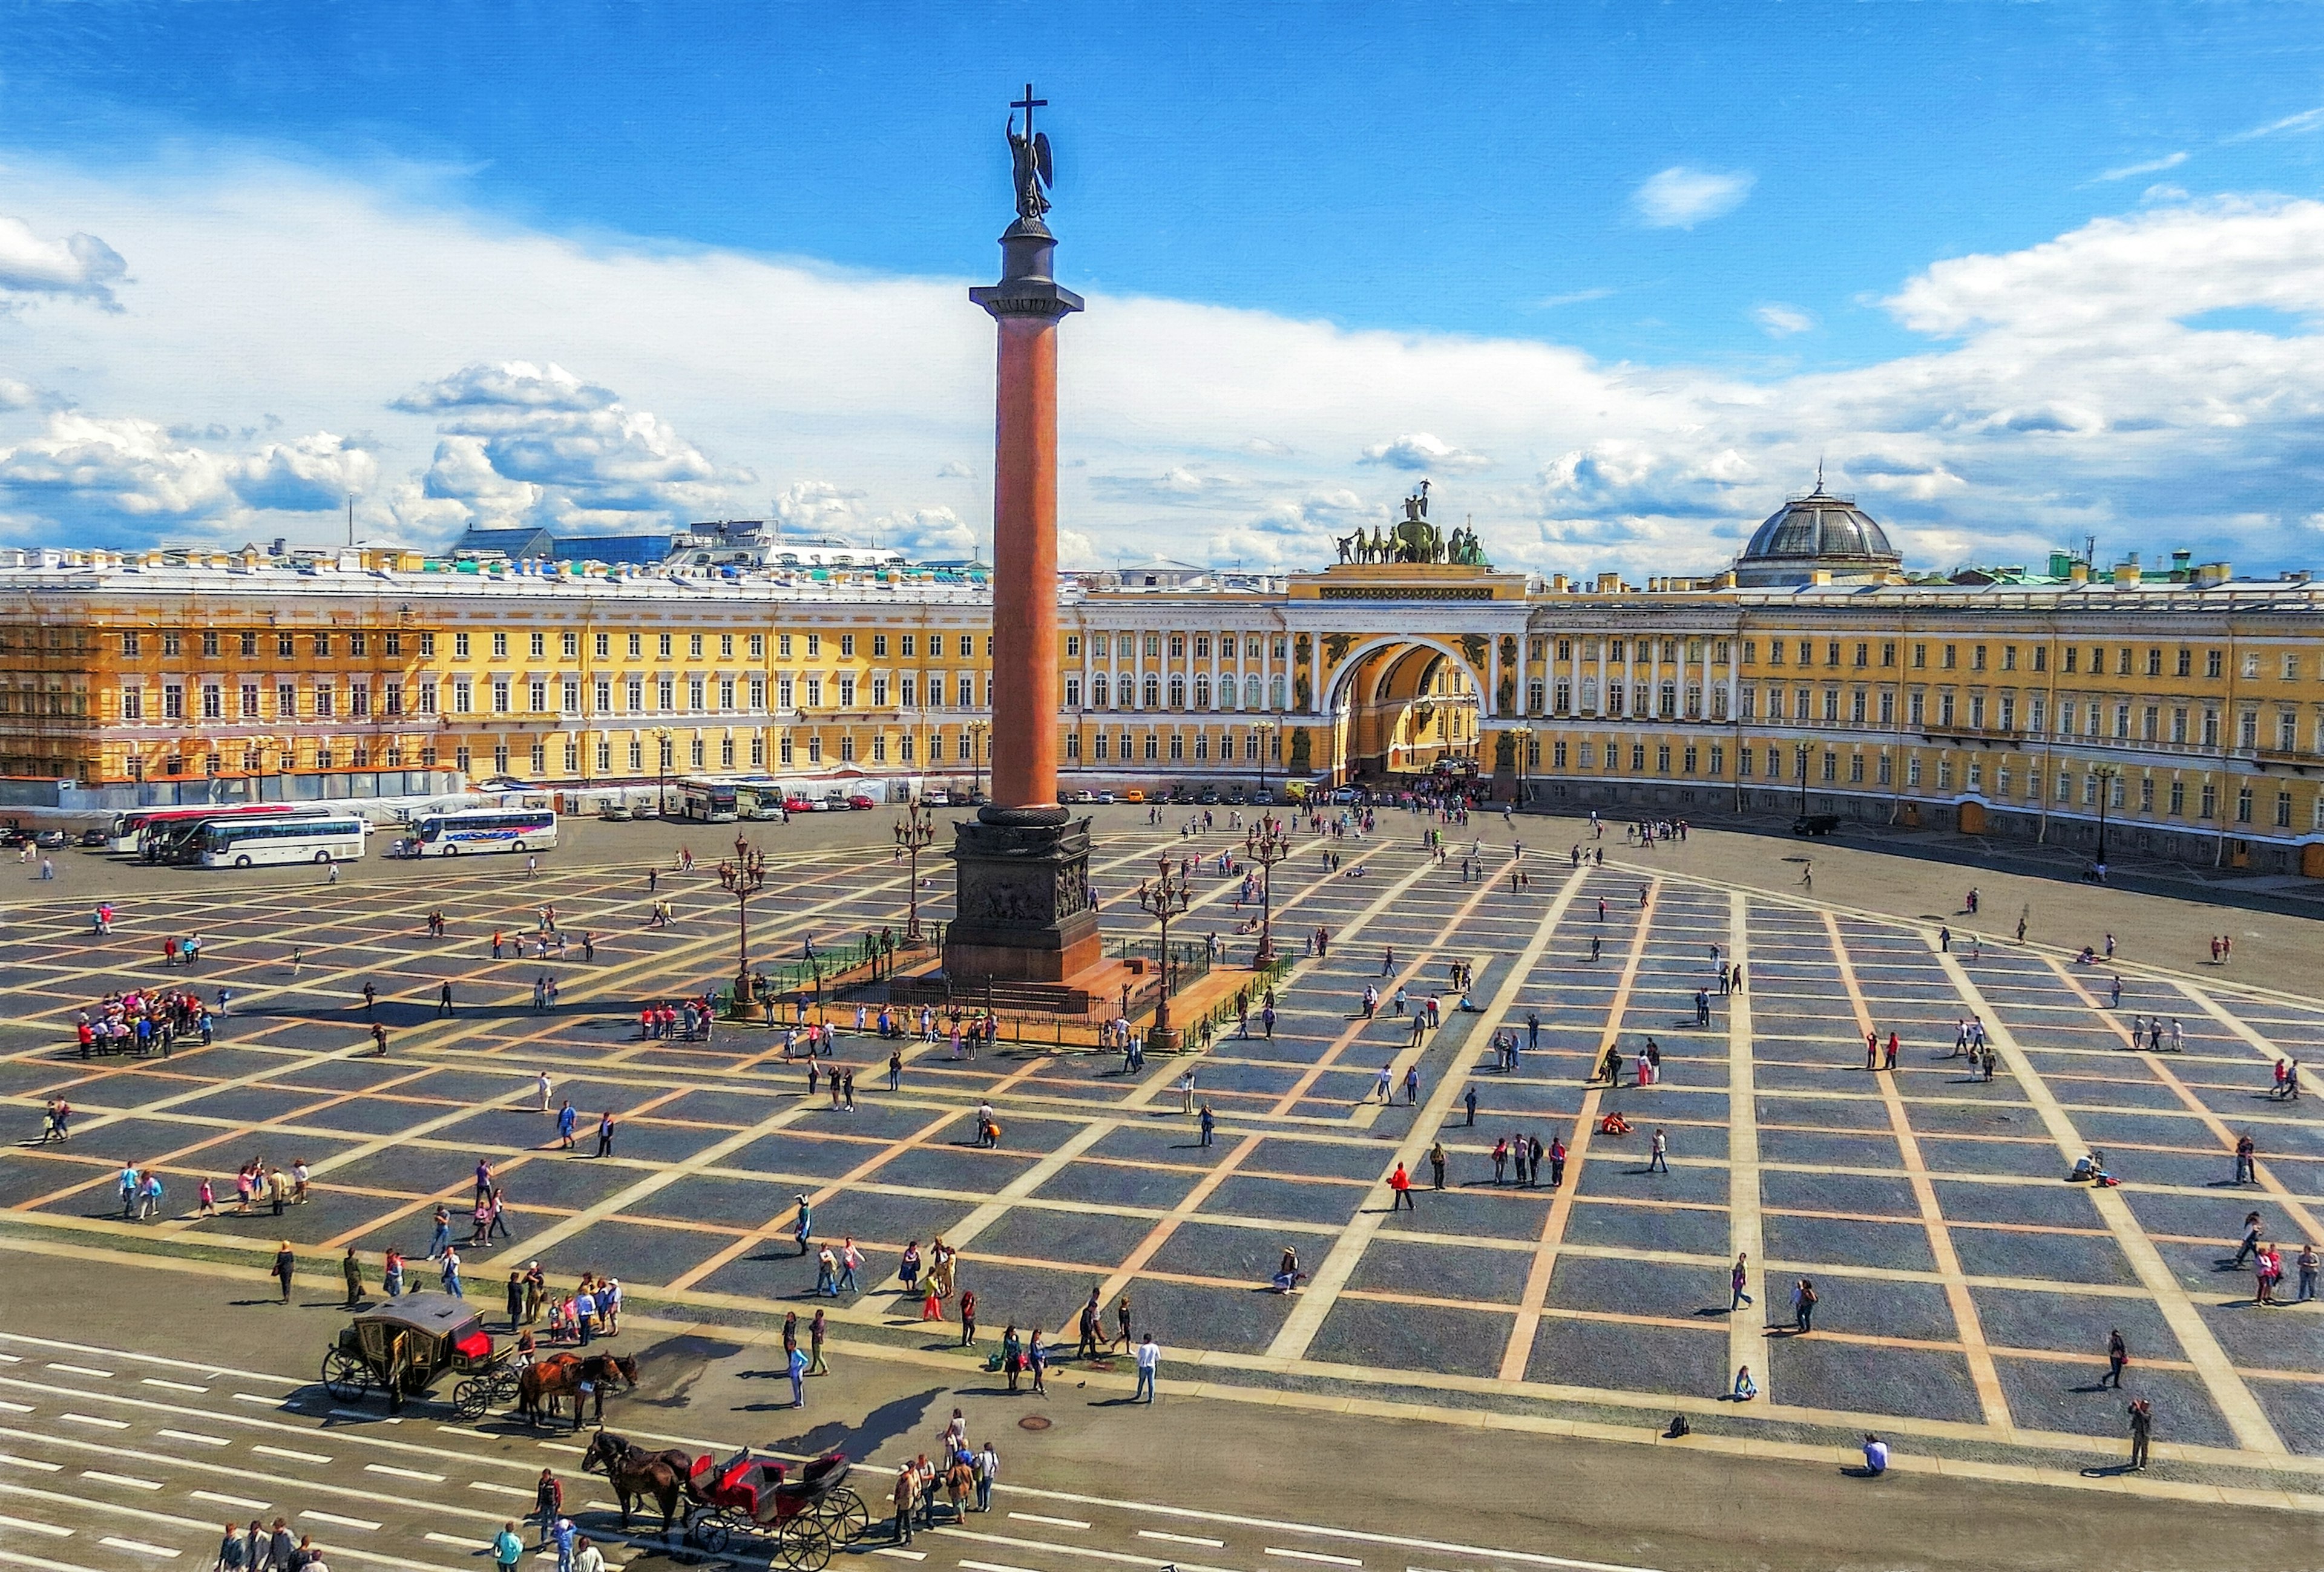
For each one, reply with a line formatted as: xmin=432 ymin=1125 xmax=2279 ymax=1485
xmin=405 ymin=806 xmax=559 ymax=856
xmin=199 ymin=814 xmax=370 ymax=868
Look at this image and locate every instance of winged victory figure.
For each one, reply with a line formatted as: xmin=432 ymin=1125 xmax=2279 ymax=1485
xmin=1009 ymin=111 xmax=1053 ymax=222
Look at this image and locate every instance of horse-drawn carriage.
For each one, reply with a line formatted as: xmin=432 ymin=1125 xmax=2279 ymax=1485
xmin=321 ymin=1293 xmax=517 ymax=1418
xmin=680 ymin=1449 xmax=866 ymax=1567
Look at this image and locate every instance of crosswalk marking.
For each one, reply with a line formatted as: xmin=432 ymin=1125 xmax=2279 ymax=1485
xmin=99 ymin=1538 xmax=180 ymax=1557
xmin=0 ymin=1514 xmax=70 ymax=1538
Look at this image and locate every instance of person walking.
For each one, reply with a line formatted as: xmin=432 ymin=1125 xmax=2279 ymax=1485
xmin=594 ymin=1111 xmax=615 ymax=1158
xmin=1387 ymin=1162 xmax=1416 ymax=1211
xmin=807 ymin=1308 xmax=829 ymax=1375
xmin=787 ymin=1340 xmax=807 ymax=1407
xmin=493 ymin=1523 xmax=524 ymax=1572
xmin=1428 ymin=1141 xmax=1446 ymax=1190
xmin=1648 ymin=1128 xmax=1670 ymax=1173
xmin=440 ymin=1243 xmax=464 ymax=1299
xmin=1198 ymin=1102 xmax=1215 ymax=1148
xmin=974 ymin=1440 xmax=999 ymax=1514
xmin=2299 ymin=1242 xmax=2320 ymax=1302
xmin=891 ymin=1463 xmax=918 ymax=1545
xmin=436 ymin=982 xmax=454 ymax=1018
xmin=341 ymin=1246 xmax=364 ymax=1309
xmin=1792 ymin=1277 xmax=1817 ymax=1334
xmin=1133 ymin=1334 xmax=1159 ymax=1403
xmin=214 ymin=1521 xmax=249 ymax=1572
xmin=536 ymin=1071 xmax=553 ymax=1114
xmin=531 ymin=1473 xmax=562 ymax=1547
xmin=2234 ymin=1211 xmax=2264 ymax=1268
xmin=1731 ymin=1252 xmax=1753 ymax=1312
xmin=2103 ymin=1328 xmax=2128 ymax=1388
xmin=2234 ymin=1132 xmax=2257 ymax=1185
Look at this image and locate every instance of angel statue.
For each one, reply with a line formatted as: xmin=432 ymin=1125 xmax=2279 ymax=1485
xmin=1008 ymin=89 xmax=1054 ymax=223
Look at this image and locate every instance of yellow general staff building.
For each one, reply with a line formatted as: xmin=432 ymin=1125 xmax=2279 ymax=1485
xmin=3 ymin=487 xmax=2321 ymax=879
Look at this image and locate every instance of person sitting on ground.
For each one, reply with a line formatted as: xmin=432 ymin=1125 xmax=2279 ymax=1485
xmin=1600 ymin=1110 xmax=1632 ymax=1136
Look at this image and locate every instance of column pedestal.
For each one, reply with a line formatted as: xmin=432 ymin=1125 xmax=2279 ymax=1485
xmin=943 ymin=808 xmax=1103 ymax=984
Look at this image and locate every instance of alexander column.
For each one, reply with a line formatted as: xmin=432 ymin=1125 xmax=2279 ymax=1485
xmin=943 ymin=85 xmax=1102 ymax=986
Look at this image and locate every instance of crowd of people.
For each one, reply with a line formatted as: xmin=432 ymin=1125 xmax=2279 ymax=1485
xmin=74 ymin=984 xmax=215 ymax=1056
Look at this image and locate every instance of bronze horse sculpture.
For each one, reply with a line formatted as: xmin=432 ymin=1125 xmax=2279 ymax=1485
xmin=517 ymin=1352 xmax=640 ymax=1430
xmin=581 ymin=1430 xmax=696 ymax=1536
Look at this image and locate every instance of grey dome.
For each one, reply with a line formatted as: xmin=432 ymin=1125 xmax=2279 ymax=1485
xmin=1733 ymin=485 xmax=1902 ymax=585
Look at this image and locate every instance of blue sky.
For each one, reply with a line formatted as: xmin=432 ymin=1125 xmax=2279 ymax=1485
xmin=0 ymin=2 xmax=2321 ymax=574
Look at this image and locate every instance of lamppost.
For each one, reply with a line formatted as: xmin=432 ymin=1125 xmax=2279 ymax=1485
xmin=1136 ymin=854 xmax=1193 ymax=1051
xmin=718 ymin=833 xmax=768 ymax=1021
xmin=652 ymin=725 xmax=672 ymax=816
xmin=2092 ymin=764 xmax=2119 ymax=873
xmin=1243 ymin=815 xmax=1291 ymax=966
xmin=968 ymin=721 xmax=990 ymax=802
xmin=894 ymin=796 xmax=936 ymax=942
xmin=1509 ymin=723 xmax=1534 ymax=807
xmin=1796 ymin=741 xmax=1811 ymax=818
xmin=1253 ymin=719 xmax=1278 ymax=799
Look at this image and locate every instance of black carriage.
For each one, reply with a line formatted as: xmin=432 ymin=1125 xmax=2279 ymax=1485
xmin=321 ymin=1292 xmax=517 ymax=1418
xmin=680 ymin=1450 xmax=866 ymax=1568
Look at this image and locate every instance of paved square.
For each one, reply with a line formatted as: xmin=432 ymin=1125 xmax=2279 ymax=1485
xmin=5 ymin=806 xmax=2322 ymax=1487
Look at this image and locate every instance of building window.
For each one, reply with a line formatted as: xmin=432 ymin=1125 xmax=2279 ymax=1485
xmin=241 ymin=683 xmax=260 ymax=718
xmin=163 ymin=684 xmax=184 ymax=720
xmin=2200 ymin=781 xmax=2216 ymax=819
xmin=490 ymin=680 xmax=509 ymax=713
xmin=121 ymin=686 xmax=142 ymax=721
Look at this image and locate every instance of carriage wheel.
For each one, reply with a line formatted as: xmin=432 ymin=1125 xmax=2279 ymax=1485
xmin=775 ymin=1518 xmax=832 ymax=1572
xmin=491 ymin=1369 xmax=523 ymax=1403
xmin=815 ymin=1490 xmax=870 ymax=1545
xmin=321 ymin=1349 xmax=370 ymax=1403
xmin=452 ymin=1379 xmax=490 ymax=1421
xmin=683 ymin=1508 xmax=730 ymax=1556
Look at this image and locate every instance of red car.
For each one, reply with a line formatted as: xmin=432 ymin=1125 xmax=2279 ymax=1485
xmin=783 ymin=795 xmax=816 ymax=814
xmin=845 ymin=794 xmax=877 ymax=810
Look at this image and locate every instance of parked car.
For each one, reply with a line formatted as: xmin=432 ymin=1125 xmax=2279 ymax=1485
xmin=1791 ymin=813 xmax=1840 ymax=836
xmin=1095 ymin=791 xmax=1117 ymax=804
xmin=1065 ymin=788 xmax=1096 ymax=804
xmin=77 ymin=827 xmax=111 ymax=847
xmin=32 ymin=828 xmax=67 ymax=849
xmin=846 ymin=794 xmax=877 ymax=810
xmin=0 ymin=825 xmax=30 ymax=848
xmin=922 ymin=790 xmax=952 ymax=807
xmin=1252 ymin=790 xmax=1274 ymax=805
xmin=1120 ymin=789 xmax=1145 ymax=804
xmin=599 ymin=805 xmax=634 ymax=822
xmin=784 ymin=795 xmax=817 ymax=814
xmin=1225 ymin=787 xmax=1247 ymax=805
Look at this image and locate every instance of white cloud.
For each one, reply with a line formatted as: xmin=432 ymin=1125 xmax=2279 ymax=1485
xmin=2092 ymin=151 xmax=2187 ymax=183
xmin=392 ymin=361 xmax=614 ymax=413
xmin=5 ymin=151 xmax=2324 ymax=578
xmin=1751 ymin=302 xmax=1816 ymax=337
xmin=875 ymin=504 xmax=976 ymax=559
xmin=0 ymin=216 xmax=126 ymax=308
xmin=1359 ymin=432 xmax=1492 ymax=473
xmin=399 ymin=362 xmax=750 ymax=534
xmin=0 ymin=411 xmax=373 ymax=529
xmin=1529 ymin=287 xmax=1617 ymax=310
xmin=935 ymin=459 xmax=975 ymax=479
xmin=1630 ymin=166 xmax=1754 ymax=229
xmin=2225 ymin=105 xmax=2324 ymax=143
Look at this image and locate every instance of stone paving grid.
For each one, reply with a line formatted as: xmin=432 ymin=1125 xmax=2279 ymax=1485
xmin=0 ymin=817 xmax=2320 ymax=1474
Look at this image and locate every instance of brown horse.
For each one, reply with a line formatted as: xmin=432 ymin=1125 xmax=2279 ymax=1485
xmin=518 ymin=1352 xmax=640 ymax=1430
xmin=581 ymin=1430 xmax=694 ymax=1535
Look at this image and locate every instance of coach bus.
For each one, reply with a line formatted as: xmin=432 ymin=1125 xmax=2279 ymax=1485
xmin=112 ymin=802 xmax=301 ymax=855
xmin=677 ymin=778 xmax=739 ymax=822
xmin=198 ymin=814 xmax=370 ymax=868
xmin=404 ymin=806 xmax=558 ymax=856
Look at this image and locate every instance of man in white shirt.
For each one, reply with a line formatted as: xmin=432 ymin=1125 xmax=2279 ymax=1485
xmin=1134 ymin=1334 xmax=1159 ymax=1403
xmin=537 ymin=1071 xmax=553 ymax=1114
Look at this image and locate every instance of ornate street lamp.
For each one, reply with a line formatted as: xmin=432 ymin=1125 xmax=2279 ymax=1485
xmin=1137 ymin=854 xmax=1193 ymax=1051
xmin=968 ymin=720 xmax=990 ymax=802
xmin=894 ymin=796 xmax=936 ymax=942
xmin=718 ymin=831 xmax=769 ymax=1021
xmin=2092 ymin=764 xmax=2119 ymax=873
xmin=652 ymin=725 xmax=673 ymax=816
xmin=1253 ymin=718 xmax=1278 ymax=799
xmin=1509 ymin=723 xmax=1534 ymax=808
xmin=1243 ymin=815 xmax=1292 ymax=966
